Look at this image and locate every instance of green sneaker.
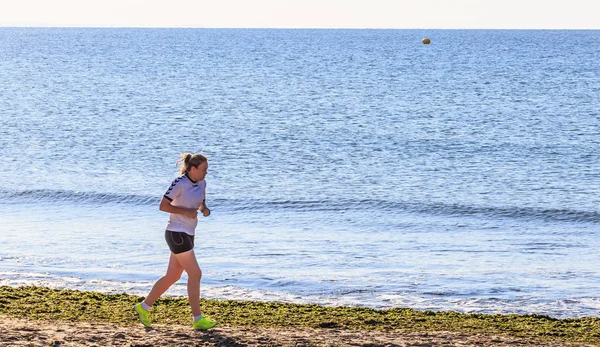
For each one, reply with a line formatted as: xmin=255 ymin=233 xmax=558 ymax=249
xmin=134 ymin=303 xmax=151 ymax=328
xmin=193 ymin=316 xmax=217 ymax=330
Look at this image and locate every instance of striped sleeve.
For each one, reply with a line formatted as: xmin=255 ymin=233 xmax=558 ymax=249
xmin=164 ymin=176 xmax=184 ymax=201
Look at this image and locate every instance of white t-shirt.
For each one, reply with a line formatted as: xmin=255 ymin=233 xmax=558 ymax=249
xmin=163 ymin=173 xmax=206 ymax=235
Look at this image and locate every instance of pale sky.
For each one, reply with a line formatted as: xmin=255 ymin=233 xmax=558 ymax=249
xmin=0 ymin=0 xmax=598 ymax=29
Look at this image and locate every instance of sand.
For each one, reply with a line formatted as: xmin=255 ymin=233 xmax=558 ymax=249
xmin=0 ymin=316 xmax=589 ymax=347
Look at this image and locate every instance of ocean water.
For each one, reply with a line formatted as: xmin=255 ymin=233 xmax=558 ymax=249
xmin=0 ymin=28 xmax=599 ymax=318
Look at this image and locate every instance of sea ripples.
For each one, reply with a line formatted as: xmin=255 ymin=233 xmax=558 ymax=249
xmin=2 ymin=188 xmax=598 ymax=224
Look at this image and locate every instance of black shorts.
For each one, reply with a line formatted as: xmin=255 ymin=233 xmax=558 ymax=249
xmin=165 ymin=230 xmax=195 ymax=254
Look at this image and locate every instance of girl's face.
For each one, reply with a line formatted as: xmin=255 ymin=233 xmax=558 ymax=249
xmin=189 ymin=161 xmax=208 ymax=182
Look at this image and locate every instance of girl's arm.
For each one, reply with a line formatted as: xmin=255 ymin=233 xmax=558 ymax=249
xmin=159 ymin=197 xmax=198 ymax=219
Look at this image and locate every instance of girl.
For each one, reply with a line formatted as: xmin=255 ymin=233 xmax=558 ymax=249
xmin=135 ymin=153 xmax=217 ymax=330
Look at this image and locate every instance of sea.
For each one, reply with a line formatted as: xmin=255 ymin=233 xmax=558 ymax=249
xmin=0 ymin=28 xmax=599 ymax=319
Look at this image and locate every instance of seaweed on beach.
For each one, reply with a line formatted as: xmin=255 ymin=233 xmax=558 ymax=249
xmin=0 ymin=285 xmax=599 ymax=345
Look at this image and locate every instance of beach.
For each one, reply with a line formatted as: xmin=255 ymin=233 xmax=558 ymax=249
xmin=1 ymin=286 xmax=599 ymax=346
xmin=1 ymin=316 xmax=582 ymax=347
xmin=1 ymin=29 xmax=599 ymax=346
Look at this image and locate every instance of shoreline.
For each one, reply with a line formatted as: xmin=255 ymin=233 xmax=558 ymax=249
xmin=1 ymin=285 xmax=599 ymax=346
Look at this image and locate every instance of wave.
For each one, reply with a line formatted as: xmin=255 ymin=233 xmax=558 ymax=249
xmin=216 ymin=198 xmax=600 ymax=224
xmin=1 ymin=189 xmax=597 ymax=224
xmin=402 ymin=200 xmax=600 ymax=224
xmin=0 ymin=189 xmax=159 ymax=205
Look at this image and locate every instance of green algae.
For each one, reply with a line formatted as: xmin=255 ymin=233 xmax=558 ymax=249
xmin=1 ymin=286 xmax=599 ymax=344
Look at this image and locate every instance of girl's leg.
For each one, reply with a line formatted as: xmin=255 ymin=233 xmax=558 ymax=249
xmin=173 ymin=249 xmax=203 ymax=316
xmin=144 ymin=252 xmax=184 ymax=306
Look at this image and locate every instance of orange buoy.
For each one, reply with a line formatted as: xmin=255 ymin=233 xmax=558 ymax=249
xmin=422 ymin=38 xmax=431 ymax=44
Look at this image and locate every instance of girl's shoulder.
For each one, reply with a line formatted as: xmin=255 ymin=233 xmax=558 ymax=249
xmin=166 ymin=175 xmax=190 ymax=191
xmin=171 ymin=173 xmax=191 ymax=184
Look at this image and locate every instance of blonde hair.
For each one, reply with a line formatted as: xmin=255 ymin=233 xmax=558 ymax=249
xmin=177 ymin=153 xmax=208 ymax=175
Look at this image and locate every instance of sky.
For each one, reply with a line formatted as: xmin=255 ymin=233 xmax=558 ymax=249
xmin=0 ymin=0 xmax=598 ymax=29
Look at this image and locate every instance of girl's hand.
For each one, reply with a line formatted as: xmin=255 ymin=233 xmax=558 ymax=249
xmin=201 ymin=208 xmax=211 ymax=217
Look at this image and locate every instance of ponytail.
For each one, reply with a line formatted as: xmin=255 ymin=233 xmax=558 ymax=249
xmin=177 ymin=153 xmax=208 ymax=175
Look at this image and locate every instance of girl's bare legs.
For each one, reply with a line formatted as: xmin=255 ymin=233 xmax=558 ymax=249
xmin=173 ymin=249 xmax=203 ymax=316
xmin=144 ymin=252 xmax=184 ymax=306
